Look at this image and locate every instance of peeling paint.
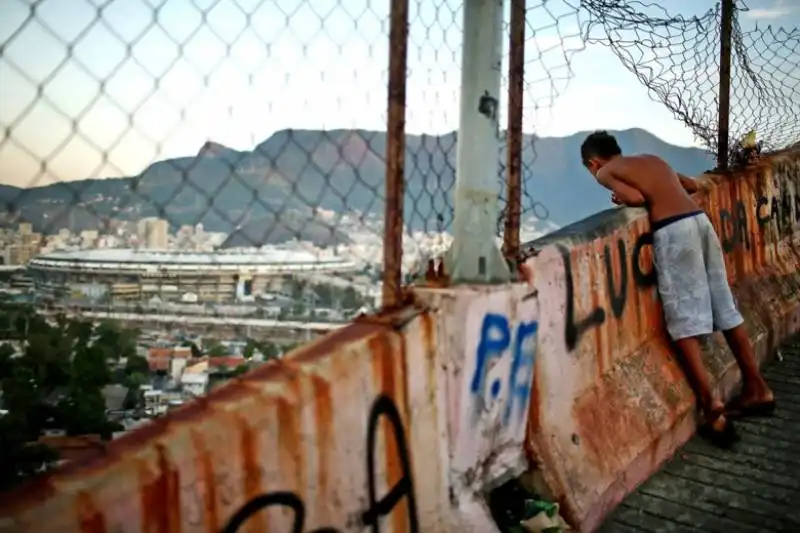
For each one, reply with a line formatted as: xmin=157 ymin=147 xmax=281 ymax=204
xmin=3 ymin=151 xmax=800 ymax=533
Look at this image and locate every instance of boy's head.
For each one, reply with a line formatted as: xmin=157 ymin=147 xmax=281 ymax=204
xmin=580 ymin=131 xmax=622 ymax=176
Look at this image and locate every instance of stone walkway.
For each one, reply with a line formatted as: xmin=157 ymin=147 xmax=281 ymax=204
xmin=600 ymin=344 xmax=800 ymax=533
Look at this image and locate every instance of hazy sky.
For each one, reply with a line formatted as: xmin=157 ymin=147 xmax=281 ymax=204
xmin=0 ymin=0 xmax=796 ymax=188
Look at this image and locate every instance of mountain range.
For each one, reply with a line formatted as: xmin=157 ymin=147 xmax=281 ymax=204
xmin=0 ymin=128 xmax=713 ymax=247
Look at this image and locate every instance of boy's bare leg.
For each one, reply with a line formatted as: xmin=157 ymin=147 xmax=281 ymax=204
xmin=674 ymin=336 xmax=728 ymax=430
xmin=723 ymin=324 xmax=774 ymax=407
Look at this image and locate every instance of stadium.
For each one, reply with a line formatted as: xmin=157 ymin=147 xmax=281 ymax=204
xmin=28 ymin=249 xmax=359 ymax=304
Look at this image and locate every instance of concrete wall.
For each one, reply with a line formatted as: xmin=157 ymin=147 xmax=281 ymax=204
xmin=2 ymin=150 xmax=800 ymax=532
xmin=521 ymin=149 xmax=800 ymax=531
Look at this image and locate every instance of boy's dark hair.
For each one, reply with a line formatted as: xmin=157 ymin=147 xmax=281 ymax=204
xmin=580 ymin=131 xmax=622 ymax=165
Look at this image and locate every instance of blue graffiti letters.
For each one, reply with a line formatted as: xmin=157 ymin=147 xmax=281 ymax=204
xmin=471 ymin=313 xmax=538 ymax=427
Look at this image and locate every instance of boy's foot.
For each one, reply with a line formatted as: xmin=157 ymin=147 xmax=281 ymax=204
xmin=726 ymin=387 xmax=775 ymax=419
xmin=698 ymin=410 xmax=739 ymax=449
xmin=726 ymin=398 xmax=776 ymax=419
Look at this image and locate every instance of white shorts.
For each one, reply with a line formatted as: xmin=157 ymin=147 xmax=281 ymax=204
xmin=653 ymin=212 xmax=744 ymax=340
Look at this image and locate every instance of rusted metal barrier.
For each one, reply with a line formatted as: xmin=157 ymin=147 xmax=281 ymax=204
xmin=0 ymin=286 xmax=544 ymax=532
xmin=4 ymin=152 xmax=800 ymax=532
xmin=0 ymin=286 xmax=543 ymax=533
xmin=521 ymin=148 xmax=800 ymax=532
xmin=0 ymin=308 xmax=452 ymax=532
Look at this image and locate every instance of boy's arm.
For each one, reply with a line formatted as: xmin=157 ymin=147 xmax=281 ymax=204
xmin=596 ymin=166 xmax=646 ymax=207
xmin=676 ymin=172 xmax=700 ymax=193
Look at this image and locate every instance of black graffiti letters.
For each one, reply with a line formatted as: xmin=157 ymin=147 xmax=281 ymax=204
xmin=561 ymin=232 xmax=656 ymax=351
xmin=561 ymin=244 xmax=605 ymax=352
xmin=737 ymin=201 xmax=749 ymax=249
xmin=755 ymin=192 xmax=800 ymax=231
xmin=221 ymin=395 xmax=419 ymax=533
xmin=604 ymin=240 xmax=628 ymax=319
xmin=220 ymin=492 xmax=337 ymax=533
xmin=631 ymin=232 xmax=657 ymax=287
xmin=561 ymin=189 xmax=800 ymax=351
xmin=362 ymin=394 xmax=419 ymax=533
xmin=718 ymin=200 xmax=753 ymax=253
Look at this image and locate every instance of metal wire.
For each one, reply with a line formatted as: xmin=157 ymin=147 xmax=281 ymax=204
xmin=1 ymin=0 xmax=798 ymax=302
xmin=583 ymin=0 xmax=800 ymax=159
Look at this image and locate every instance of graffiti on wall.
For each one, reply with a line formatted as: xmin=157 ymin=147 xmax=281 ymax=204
xmin=454 ymin=293 xmax=539 ymax=485
xmin=468 ymin=312 xmax=538 ymax=429
xmin=716 ymin=194 xmax=792 ymax=253
xmin=560 ymin=177 xmax=800 ymax=351
xmin=221 ymin=394 xmax=419 ymax=533
xmin=765 ymin=160 xmax=800 ymax=234
xmin=704 ymin=192 xmax=800 ymax=254
xmin=559 ymin=232 xmax=657 ymax=351
xmin=721 ymin=161 xmax=800 ymax=251
xmin=756 ymin=191 xmax=800 ymax=231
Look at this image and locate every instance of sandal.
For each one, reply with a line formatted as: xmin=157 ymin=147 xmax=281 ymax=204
xmin=697 ymin=410 xmax=740 ymax=449
xmin=726 ymin=398 xmax=776 ymax=420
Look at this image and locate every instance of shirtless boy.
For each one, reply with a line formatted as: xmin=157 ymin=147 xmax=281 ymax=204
xmin=579 ymin=130 xmax=774 ymax=446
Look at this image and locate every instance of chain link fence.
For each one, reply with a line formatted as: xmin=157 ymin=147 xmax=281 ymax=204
xmin=583 ymin=0 xmax=800 ymax=161
xmin=0 ymin=0 xmax=799 ymax=318
xmin=2 ymin=0 xmax=402 ymax=328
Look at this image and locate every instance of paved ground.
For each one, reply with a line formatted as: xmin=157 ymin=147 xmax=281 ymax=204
xmin=600 ymin=344 xmax=800 ymax=533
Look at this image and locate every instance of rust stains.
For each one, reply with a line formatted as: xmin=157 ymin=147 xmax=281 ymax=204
xmin=276 ymin=396 xmax=304 ymax=496
xmin=368 ymin=333 xmax=409 ymax=533
xmin=237 ymin=416 xmax=262 ymax=533
xmin=526 ymin=358 xmax=542 ymax=437
xmin=76 ymin=491 xmax=107 ymax=533
xmin=311 ymin=375 xmax=333 ymax=521
xmin=586 ymin=242 xmax=604 ymax=376
xmin=8 ymin=150 xmax=800 ymax=533
xmin=139 ymin=444 xmax=181 ymax=533
xmin=0 ymin=321 xmax=387 ymax=527
xmin=572 ymin=375 xmax=652 ymax=478
xmin=189 ymin=430 xmax=219 ymax=532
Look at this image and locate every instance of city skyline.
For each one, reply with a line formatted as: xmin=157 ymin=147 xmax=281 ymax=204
xmin=1 ymin=0 xmax=796 ymax=189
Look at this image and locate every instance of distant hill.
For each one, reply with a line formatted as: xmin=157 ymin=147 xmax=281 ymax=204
xmin=0 ymin=129 xmax=713 ymax=246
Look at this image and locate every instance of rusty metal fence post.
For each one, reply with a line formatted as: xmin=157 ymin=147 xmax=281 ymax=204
xmin=717 ymin=0 xmax=734 ymax=171
xmin=382 ymin=0 xmax=410 ymax=309
xmin=503 ymin=0 xmax=526 ymax=264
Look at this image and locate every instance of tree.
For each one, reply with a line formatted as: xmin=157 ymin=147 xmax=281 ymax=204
xmin=95 ymin=320 xmax=138 ymax=362
xmin=243 ymin=338 xmax=279 ymax=361
xmin=313 ymin=284 xmax=334 ymax=307
xmin=342 ymin=286 xmax=361 ymax=310
xmin=0 ymin=303 xmax=134 ymax=490
xmin=282 ymin=342 xmax=300 ymax=353
xmin=231 ymin=364 xmax=250 ymax=377
xmin=182 ymin=341 xmax=202 ymax=359
xmin=119 ymin=355 xmax=150 ymax=411
xmin=261 ymin=341 xmax=279 ymax=361
xmin=0 ymin=414 xmax=58 ymax=492
xmin=58 ymin=389 xmax=120 ymax=439
xmin=125 ymin=354 xmax=150 ymax=376
xmin=206 ymin=343 xmax=228 ymax=357
xmin=243 ymin=339 xmax=256 ymax=360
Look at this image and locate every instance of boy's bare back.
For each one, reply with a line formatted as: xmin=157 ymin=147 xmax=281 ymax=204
xmin=599 ymin=154 xmax=700 ymax=223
